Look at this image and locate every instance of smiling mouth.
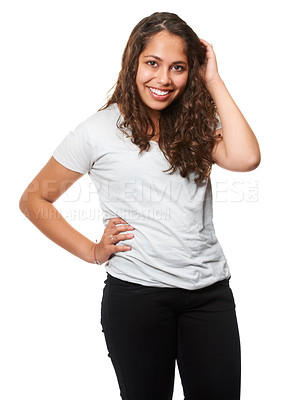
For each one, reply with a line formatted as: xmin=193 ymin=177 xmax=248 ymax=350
xmin=148 ymin=87 xmax=173 ymax=96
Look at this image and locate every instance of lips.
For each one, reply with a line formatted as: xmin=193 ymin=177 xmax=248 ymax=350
xmin=147 ymin=86 xmax=173 ymax=101
xmin=149 ymin=87 xmax=171 ymax=95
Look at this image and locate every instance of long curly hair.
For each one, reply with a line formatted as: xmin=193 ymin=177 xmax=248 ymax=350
xmin=100 ymin=12 xmax=221 ymax=184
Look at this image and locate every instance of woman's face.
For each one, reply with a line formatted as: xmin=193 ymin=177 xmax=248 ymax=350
xmin=136 ymin=31 xmax=189 ymax=121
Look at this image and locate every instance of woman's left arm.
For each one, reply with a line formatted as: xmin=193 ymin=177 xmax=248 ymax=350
xmin=200 ymin=39 xmax=261 ymax=172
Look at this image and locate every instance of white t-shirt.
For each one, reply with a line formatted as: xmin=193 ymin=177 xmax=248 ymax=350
xmin=52 ymin=103 xmax=230 ymax=290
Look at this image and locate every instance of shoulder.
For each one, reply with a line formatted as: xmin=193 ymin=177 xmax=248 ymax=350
xmin=81 ymin=103 xmax=120 ymax=133
xmin=66 ymin=104 xmax=120 ymax=148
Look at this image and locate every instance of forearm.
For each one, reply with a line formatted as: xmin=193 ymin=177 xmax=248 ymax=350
xmin=207 ymin=77 xmax=261 ymax=164
xmin=20 ymin=197 xmax=95 ymax=263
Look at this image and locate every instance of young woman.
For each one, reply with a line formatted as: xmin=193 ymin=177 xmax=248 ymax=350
xmin=19 ymin=11 xmax=260 ymax=400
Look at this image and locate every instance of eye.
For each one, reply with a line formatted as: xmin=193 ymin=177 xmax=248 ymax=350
xmin=172 ymin=65 xmax=185 ymax=72
xmin=146 ymin=61 xmax=158 ymax=67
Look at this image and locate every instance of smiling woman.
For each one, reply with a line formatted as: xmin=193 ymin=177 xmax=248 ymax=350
xmin=19 ymin=10 xmax=260 ymax=400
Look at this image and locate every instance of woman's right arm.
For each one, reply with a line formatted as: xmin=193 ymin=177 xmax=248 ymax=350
xmin=19 ymin=156 xmax=135 ymax=264
xmin=19 ymin=156 xmax=97 ymax=263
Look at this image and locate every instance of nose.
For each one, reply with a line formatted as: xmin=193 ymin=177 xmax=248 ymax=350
xmin=156 ymin=68 xmax=171 ymax=86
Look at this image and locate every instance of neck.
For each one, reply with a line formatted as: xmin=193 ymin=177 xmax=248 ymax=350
xmin=147 ymin=108 xmax=160 ymax=137
xmin=147 ymin=107 xmax=160 ymax=126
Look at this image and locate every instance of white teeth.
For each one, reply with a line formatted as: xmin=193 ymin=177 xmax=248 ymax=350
xmin=149 ymin=87 xmax=170 ymax=96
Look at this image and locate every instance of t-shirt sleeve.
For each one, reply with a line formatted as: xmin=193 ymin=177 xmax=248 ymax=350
xmin=52 ymin=121 xmax=95 ymax=175
xmin=215 ymin=114 xmax=222 ymax=130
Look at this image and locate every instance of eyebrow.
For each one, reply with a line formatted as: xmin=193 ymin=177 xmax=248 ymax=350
xmin=144 ymin=55 xmax=187 ymax=65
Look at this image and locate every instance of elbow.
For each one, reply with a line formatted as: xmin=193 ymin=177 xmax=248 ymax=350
xmin=247 ymin=141 xmax=261 ymax=171
xmin=247 ymin=152 xmax=261 ymax=171
xmin=244 ymin=155 xmax=261 ymax=172
xmin=226 ymin=152 xmax=261 ymax=172
xmin=19 ymin=192 xmax=28 ymax=215
xmin=19 ymin=191 xmax=32 ymax=217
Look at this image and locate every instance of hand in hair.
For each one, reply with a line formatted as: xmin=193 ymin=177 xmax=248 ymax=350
xmin=199 ymin=39 xmax=221 ymax=88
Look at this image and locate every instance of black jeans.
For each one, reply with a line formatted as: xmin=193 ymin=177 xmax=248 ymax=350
xmin=100 ymin=273 xmax=241 ymax=400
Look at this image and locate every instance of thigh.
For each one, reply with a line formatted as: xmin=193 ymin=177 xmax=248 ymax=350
xmin=176 ymin=280 xmax=241 ymax=400
xmin=100 ymin=274 xmax=177 ymax=400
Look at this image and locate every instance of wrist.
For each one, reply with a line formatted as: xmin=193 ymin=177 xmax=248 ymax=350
xmin=93 ymin=241 xmax=102 ymax=265
xmin=86 ymin=242 xmax=96 ymax=264
xmin=205 ymin=75 xmax=224 ymax=95
xmin=85 ymin=241 xmax=101 ymax=264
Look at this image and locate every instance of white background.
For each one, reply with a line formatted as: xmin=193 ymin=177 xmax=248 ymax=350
xmin=1 ymin=0 xmax=281 ymax=398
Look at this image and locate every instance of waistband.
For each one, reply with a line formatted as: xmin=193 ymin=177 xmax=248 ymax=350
xmin=105 ymin=272 xmax=230 ymax=292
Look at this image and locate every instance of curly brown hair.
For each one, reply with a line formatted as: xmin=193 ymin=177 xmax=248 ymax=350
xmin=100 ymin=12 xmax=222 ymax=184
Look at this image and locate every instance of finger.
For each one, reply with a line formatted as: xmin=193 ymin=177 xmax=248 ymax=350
xmin=112 ymin=244 xmax=132 ymax=252
xmin=200 ymin=38 xmax=214 ymax=50
xmin=115 ymin=224 xmax=135 ymax=233
xmin=200 ymin=38 xmax=210 ymax=45
xmin=108 ymin=233 xmax=117 ymax=245
xmin=116 ymin=231 xmax=135 ymax=241
xmin=108 ymin=227 xmax=135 ymax=246
xmin=108 ymin=217 xmax=128 ymax=227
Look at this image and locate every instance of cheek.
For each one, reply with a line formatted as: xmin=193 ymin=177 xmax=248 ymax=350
xmin=136 ymin=67 xmax=153 ymax=86
xmin=175 ymin=73 xmax=189 ymax=91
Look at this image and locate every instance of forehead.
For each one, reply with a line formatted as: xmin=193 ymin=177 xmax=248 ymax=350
xmin=141 ymin=31 xmax=187 ymax=60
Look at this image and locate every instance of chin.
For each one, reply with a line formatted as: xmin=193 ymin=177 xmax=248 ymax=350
xmin=146 ymin=99 xmax=174 ymax=111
